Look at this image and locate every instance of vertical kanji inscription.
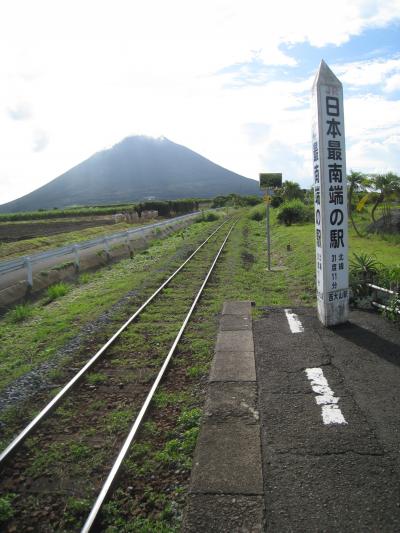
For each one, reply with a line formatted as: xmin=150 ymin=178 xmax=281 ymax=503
xmin=311 ymin=60 xmax=349 ymax=326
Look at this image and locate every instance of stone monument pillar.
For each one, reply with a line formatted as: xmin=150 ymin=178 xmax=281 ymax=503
xmin=312 ymin=60 xmax=349 ymax=326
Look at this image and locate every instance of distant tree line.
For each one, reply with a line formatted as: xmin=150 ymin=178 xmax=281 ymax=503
xmin=0 ymin=198 xmax=203 ymax=222
xmin=135 ymin=199 xmax=200 ymax=217
xmin=0 ymin=205 xmax=134 ymax=222
xmin=211 ymin=194 xmax=262 ymax=208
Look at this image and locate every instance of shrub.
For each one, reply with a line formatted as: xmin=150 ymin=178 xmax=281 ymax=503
xmin=248 ymin=204 xmax=265 ymax=221
xmin=383 ymin=295 xmax=400 ymax=322
xmin=203 ymin=212 xmax=219 ymax=222
xmin=349 ymin=252 xmax=383 ymax=302
xmin=135 ymin=198 xmax=198 ymax=218
xmin=195 ymin=211 xmax=219 ymax=223
xmin=350 ymin=253 xmax=382 ymax=282
xmin=376 ymin=264 xmax=400 ymax=292
xmin=46 ymin=282 xmax=69 ymax=302
xmin=271 ymin=195 xmax=283 ymax=208
xmin=211 ymin=194 xmax=262 ymax=208
xmin=277 ymin=200 xmax=312 ymax=226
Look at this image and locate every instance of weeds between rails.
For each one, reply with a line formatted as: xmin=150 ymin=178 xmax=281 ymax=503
xmin=0 ymin=220 xmax=235 ymax=532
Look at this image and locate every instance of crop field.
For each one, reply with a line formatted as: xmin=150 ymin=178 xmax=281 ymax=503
xmin=0 ymin=220 xmax=153 ymax=261
xmin=0 ymin=206 xmax=398 ymax=531
xmin=0 ymin=216 xmax=117 ymax=246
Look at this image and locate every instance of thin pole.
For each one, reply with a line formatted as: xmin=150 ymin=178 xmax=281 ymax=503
xmin=266 ymin=192 xmax=271 ymax=271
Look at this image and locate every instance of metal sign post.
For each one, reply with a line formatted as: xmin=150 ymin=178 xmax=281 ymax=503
xmin=312 ymin=60 xmax=349 ymax=326
xmin=259 ymin=173 xmax=282 ymax=271
xmin=265 ymin=192 xmax=271 ymax=270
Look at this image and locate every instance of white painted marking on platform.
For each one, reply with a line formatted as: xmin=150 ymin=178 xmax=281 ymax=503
xmin=284 ymin=309 xmax=304 ymax=333
xmin=305 ymin=367 xmax=347 ymax=425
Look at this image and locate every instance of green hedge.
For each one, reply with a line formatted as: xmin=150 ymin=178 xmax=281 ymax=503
xmin=276 ymin=200 xmax=313 ymax=226
xmin=136 ymin=199 xmax=199 ymax=217
xmin=212 ymin=194 xmax=262 ymax=208
xmin=0 ymin=205 xmax=136 ymax=222
xmin=0 ymin=198 xmax=201 ymax=222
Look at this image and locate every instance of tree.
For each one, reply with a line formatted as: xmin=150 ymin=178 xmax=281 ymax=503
xmin=347 ymin=170 xmax=369 ymax=237
xmin=368 ymin=172 xmax=400 ymax=223
xmin=279 ymin=181 xmax=304 ymax=202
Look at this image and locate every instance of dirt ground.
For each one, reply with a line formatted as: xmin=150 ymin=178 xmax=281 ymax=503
xmin=0 ymin=217 xmax=115 ymax=242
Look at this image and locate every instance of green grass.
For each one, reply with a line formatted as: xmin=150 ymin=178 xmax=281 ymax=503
xmin=104 ymin=410 xmax=134 ymax=434
xmin=46 ymin=282 xmax=70 ymax=302
xmin=0 ymin=494 xmax=15 ymax=524
xmin=0 ymin=221 xmax=137 ymax=261
xmin=349 ymin=204 xmax=400 ymax=245
xmin=78 ymin=272 xmax=92 ymax=284
xmin=153 ymin=390 xmax=189 ymax=409
xmin=177 ymin=407 xmax=202 ymax=429
xmin=9 ymin=303 xmax=33 ymax=323
xmin=0 ymin=219 xmax=226 ymax=396
xmin=155 ymin=427 xmax=199 ymax=469
xmin=86 ymin=372 xmax=108 ymax=385
xmin=62 ymin=498 xmax=92 ymax=528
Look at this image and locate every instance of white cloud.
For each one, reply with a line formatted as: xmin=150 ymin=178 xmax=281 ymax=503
xmin=261 ymin=141 xmax=310 ymax=183
xmin=345 ymin=93 xmax=400 ymax=141
xmin=348 ymin=135 xmax=400 ymax=173
xmin=242 ymin=123 xmax=271 ymax=144
xmin=384 ymin=73 xmax=400 ymax=92
xmin=6 ymin=101 xmax=33 ymax=120
xmin=32 ymin=129 xmax=49 ymax=152
xmin=335 ymin=56 xmax=400 ymax=89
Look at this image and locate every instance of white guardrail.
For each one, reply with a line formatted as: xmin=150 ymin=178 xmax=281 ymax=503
xmin=0 ymin=211 xmax=201 ymax=287
xmin=366 ymin=282 xmax=400 ymax=315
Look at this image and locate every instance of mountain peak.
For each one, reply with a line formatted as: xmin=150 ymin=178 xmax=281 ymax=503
xmin=0 ymin=136 xmax=259 ymax=212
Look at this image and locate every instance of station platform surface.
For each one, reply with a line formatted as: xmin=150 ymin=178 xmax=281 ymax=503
xmin=184 ymin=302 xmax=400 ymax=532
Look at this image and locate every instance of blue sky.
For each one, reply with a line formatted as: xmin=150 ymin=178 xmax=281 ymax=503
xmin=0 ymin=0 xmax=399 ymax=205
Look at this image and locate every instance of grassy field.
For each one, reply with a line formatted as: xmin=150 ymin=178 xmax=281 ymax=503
xmin=0 ymin=220 xmax=153 ymax=261
xmin=0 ymin=207 xmax=398 ymax=531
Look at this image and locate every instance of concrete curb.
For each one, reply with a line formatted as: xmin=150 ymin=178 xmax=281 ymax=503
xmin=183 ymin=301 xmax=264 ymax=532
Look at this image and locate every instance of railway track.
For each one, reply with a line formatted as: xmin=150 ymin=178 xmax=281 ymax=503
xmin=0 ymin=218 xmax=236 ymax=532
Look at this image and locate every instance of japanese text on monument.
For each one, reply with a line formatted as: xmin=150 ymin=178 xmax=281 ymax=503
xmin=311 ymin=60 xmax=349 ymax=325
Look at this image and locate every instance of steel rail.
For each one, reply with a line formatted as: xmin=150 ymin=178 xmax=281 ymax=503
xmin=81 ymin=220 xmax=237 ymax=533
xmin=0 ymin=218 xmax=229 ymax=466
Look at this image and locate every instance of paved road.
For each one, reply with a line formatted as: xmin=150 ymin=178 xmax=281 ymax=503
xmin=254 ymin=307 xmax=400 ymax=532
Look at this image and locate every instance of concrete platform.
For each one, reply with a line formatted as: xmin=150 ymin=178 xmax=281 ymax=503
xmin=184 ymin=304 xmax=400 ymax=532
xmin=184 ymin=494 xmax=264 ymax=533
xmin=209 ymin=351 xmax=256 ymax=382
xmin=183 ymin=301 xmax=264 ymax=532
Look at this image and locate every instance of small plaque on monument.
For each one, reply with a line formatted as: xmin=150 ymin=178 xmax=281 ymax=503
xmin=311 ymin=60 xmax=349 ymax=326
